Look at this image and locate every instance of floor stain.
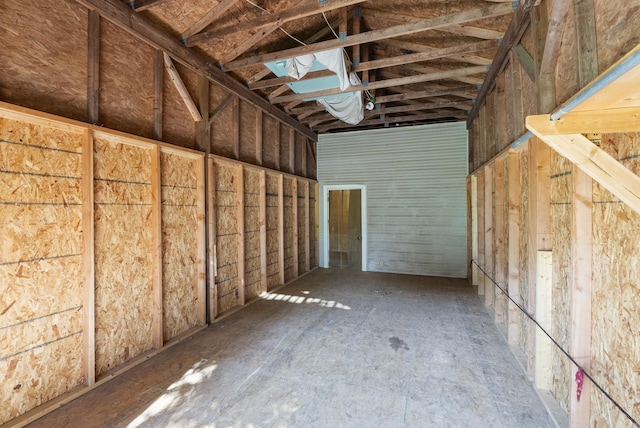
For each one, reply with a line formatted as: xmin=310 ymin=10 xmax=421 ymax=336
xmin=389 ymin=336 xmax=409 ymax=351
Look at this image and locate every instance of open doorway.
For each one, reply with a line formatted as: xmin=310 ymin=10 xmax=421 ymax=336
xmin=329 ymin=189 xmax=362 ymax=269
xmin=323 ymin=185 xmax=367 ymax=271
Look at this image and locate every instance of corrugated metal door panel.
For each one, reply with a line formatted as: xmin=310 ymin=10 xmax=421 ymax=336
xmin=317 ymin=122 xmax=468 ymax=278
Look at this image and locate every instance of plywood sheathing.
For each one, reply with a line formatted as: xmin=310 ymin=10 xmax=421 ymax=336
xmin=549 ymin=150 xmax=572 ymax=412
xmin=266 ymin=173 xmax=281 ymax=291
xmin=0 ymin=0 xmax=88 ymax=122
xmin=593 ymin=0 xmax=640 ymax=73
xmin=214 ymin=160 xmax=241 ymax=314
xmin=591 ymin=132 xmax=640 ymax=427
xmin=99 ymin=20 xmax=155 ymax=139
xmin=283 ymin=177 xmax=296 ymax=282
xmin=239 ymin=102 xmax=258 ymax=164
xmin=161 ymin=151 xmax=204 ymax=341
xmin=244 ymin=168 xmax=262 ymax=300
xmin=93 ymin=136 xmax=155 ymax=376
xmin=262 ymin=116 xmax=280 ymax=171
xmin=0 ymin=117 xmax=85 ymax=425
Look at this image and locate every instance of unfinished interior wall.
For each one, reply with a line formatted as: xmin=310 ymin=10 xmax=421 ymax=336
xmin=243 ymin=167 xmax=262 ymax=301
xmin=0 ymin=103 xmax=207 ymax=425
xmin=0 ymin=114 xmax=86 ymax=424
xmin=467 ymin=0 xmax=640 ymax=425
xmin=213 ymin=160 xmax=242 ymax=314
xmin=283 ymin=177 xmax=296 ymax=282
xmin=591 ymin=132 xmax=640 ymax=427
xmin=266 ymin=173 xmax=282 ymax=291
xmin=161 ymin=149 xmax=205 ymax=342
xmin=93 ymin=134 xmax=155 ymax=376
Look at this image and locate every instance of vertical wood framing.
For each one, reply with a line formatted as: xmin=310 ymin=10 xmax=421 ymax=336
xmin=151 ymin=145 xmax=163 ymax=348
xmin=484 ymin=165 xmax=494 ymax=306
xmin=256 ymin=111 xmax=263 ymax=166
xmin=197 ymin=75 xmax=210 ymax=151
xmin=304 ymin=180 xmax=310 ymax=272
xmin=153 ymin=50 xmax=164 ymax=140
xmin=302 ymin=138 xmax=307 ymax=177
xmin=494 ymin=157 xmax=506 ymax=324
xmin=236 ymin=164 xmax=245 ymax=305
xmin=278 ymin=174 xmax=285 ymax=285
xmin=259 ymin=170 xmax=268 ymax=293
xmin=535 ymin=250 xmax=553 ymax=390
xmin=467 ymin=176 xmax=473 ymax=283
xmin=289 ymin=128 xmax=295 ymax=174
xmin=507 ymin=151 xmax=521 ymax=346
xmin=477 ymin=170 xmax=485 ymax=296
xmin=208 ymin=158 xmax=218 ymax=319
xmin=528 ymin=137 xmax=551 ymax=376
xmin=195 ymin=155 xmax=206 ymax=325
xmin=292 ymin=178 xmax=299 ymax=278
xmin=352 ymin=7 xmax=361 ymax=65
xmin=471 ymin=175 xmax=479 ymax=289
xmin=82 ymin=130 xmax=96 ymax=385
xmin=87 ymin=11 xmax=100 ymax=124
xmin=570 ymin=167 xmax=592 ymax=424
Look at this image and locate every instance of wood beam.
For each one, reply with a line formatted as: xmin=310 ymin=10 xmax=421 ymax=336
xmin=539 ymin=0 xmax=571 ymax=78
xmin=180 ymin=0 xmax=242 ymax=40
xmin=208 ymin=159 xmax=218 ymax=319
xmin=81 ymin=130 xmax=95 ymax=385
xmin=256 ymin=111 xmax=263 ymax=165
xmin=352 ymin=7 xmax=361 ymax=65
xmin=152 ymin=50 xmax=163 ymax=140
xmin=132 ymin=0 xmax=171 ymax=11
xmin=527 ymin=127 xmax=640 ymax=216
xmin=75 ymin=0 xmax=317 ymax=140
xmin=271 ymin=65 xmax=487 ymax=103
xmin=494 ymin=157 xmax=506 ymax=324
xmin=403 ymin=64 xmax=485 ymax=85
xmin=484 ymin=165 xmax=494 ymax=306
xmin=197 ymin=75 xmax=210 ymax=152
xmin=87 ymin=10 xmax=100 ymax=124
xmin=292 ymin=178 xmax=299 ymax=278
xmin=374 ymin=85 xmax=476 ymax=103
xmin=223 ymin=3 xmax=514 ymax=71
xmin=364 ymin=9 xmax=505 ymax=39
xmin=259 ymin=170 xmax=268 ymax=293
xmin=277 ymin=174 xmax=285 ymax=285
xmin=232 ymin=96 xmax=240 ymax=159
xmin=468 ymin=0 xmax=535 ymax=124
xmin=381 ymin=39 xmax=493 ymax=66
xmin=526 ymin=108 xmax=640 ymax=135
xmin=150 ymin=146 xmax=163 ymax=350
xmin=208 ymin=94 xmax=234 ymax=125
xmin=220 ymin=24 xmax=280 ymax=64
xmin=163 ymin=53 xmax=203 ymax=122
xmin=512 ymin=43 xmax=535 ymax=80
xmin=187 ymin=0 xmax=366 ymax=46
xmin=236 ymin=164 xmax=245 ymax=306
xmin=533 ymin=0 xmax=555 ymax=113
xmin=289 ymin=128 xmax=295 ymax=173
xmin=339 ymin=7 xmax=348 ymax=40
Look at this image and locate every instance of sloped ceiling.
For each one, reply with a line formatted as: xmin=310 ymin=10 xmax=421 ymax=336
xmin=127 ymin=0 xmax=516 ymax=133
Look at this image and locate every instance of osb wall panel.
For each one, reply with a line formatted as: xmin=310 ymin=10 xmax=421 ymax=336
xmin=283 ymin=178 xmax=295 ymax=282
xmin=266 ymin=174 xmax=281 ymax=291
xmin=239 ymin=101 xmax=257 ymax=164
xmin=100 ymin=21 xmax=154 ymax=139
xmin=215 ymin=161 xmax=240 ymax=313
xmin=0 ymin=0 xmax=87 ymax=122
xmin=244 ymin=168 xmax=262 ymax=300
xmin=591 ymin=132 xmax=640 ymax=427
xmin=211 ymin=105 xmax=235 ymax=158
xmin=93 ymin=137 xmax=154 ymax=376
xmin=297 ymin=188 xmax=307 ymax=275
xmin=549 ymin=151 xmax=572 ymax=413
xmin=594 ymin=0 xmax=640 ymax=73
xmin=161 ymin=151 xmax=201 ymax=341
xmin=518 ymin=148 xmax=530 ymax=353
xmin=163 ymin=62 xmax=197 ymax=149
xmin=554 ymin=1 xmax=578 ymax=106
xmin=262 ymin=115 xmax=279 ymax=170
xmin=0 ymin=117 xmax=85 ymax=424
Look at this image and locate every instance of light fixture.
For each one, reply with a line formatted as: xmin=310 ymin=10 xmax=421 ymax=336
xmin=365 ymin=96 xmax=375 ymax=110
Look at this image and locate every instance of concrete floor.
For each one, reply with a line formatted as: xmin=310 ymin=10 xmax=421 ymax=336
xmin=31 ymin=269 xmax=554 ymax=427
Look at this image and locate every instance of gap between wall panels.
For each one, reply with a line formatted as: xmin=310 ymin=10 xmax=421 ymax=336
xmin=0 ymin=102 xmax=318 ymax=426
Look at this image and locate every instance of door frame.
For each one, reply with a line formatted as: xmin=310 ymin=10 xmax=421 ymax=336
xmin=322 ymin=184 xmax=367 ymax=271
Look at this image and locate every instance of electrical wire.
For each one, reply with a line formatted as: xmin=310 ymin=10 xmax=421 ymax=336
xmin=471 ymin=259 xmax=640 ymax=428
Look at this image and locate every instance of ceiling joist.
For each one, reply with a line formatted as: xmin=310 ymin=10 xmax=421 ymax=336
xmin=222 ymin=2 xmax=514 ymax=71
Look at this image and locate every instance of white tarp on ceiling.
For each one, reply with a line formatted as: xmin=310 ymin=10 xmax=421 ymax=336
xmin=286 ymin=48 xmax=363 ymax=124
